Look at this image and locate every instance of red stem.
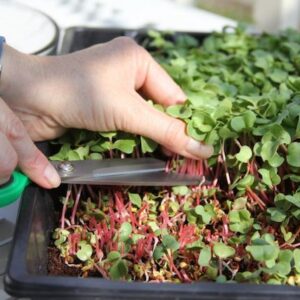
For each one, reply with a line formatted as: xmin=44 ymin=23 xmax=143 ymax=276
xmin=246 ymin=187 xmax=266 ymax=210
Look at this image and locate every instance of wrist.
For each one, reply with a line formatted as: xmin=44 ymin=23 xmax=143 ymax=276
xmin=0 ymin=44 xmax=42 ymax=101
xmin=0 ymin=44 xmax=13 ymax=98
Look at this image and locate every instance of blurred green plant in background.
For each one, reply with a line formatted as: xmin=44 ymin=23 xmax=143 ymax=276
xmin=195 ymin=0 xmax=253 ymax=24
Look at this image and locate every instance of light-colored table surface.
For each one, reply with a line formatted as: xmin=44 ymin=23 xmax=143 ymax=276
xmin=0 ymin=275 xmax=11 ymax=300
xmin=0 ymin=242 xmax=13 ymax=300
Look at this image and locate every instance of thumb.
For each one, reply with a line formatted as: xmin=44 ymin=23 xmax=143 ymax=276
xmin=121 ymin=93 xmax=214 ymax=160
xmin=0 ymin=97 xmax=61 ymax=188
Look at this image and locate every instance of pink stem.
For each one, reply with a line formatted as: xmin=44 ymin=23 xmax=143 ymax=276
xmin=60 ymin=185 xmax=72 ymax=229
xmin=94 ymin=263 xmax=109 ymax=279
xmin=71 ymin=185 xmax=83 ymax=225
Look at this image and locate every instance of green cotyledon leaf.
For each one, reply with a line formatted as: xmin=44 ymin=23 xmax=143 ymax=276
xmin=195 ymin=205 xmax=213 ymax=224
xmin=162 ymin=235 xmax=179 ymax=251
xmin=287 ymin=142 xmax=300 ymax=167
xmin=293 ymin=249 xmax=300 ymax=273
xmin=267 ymin=207 xmax=287 ymax=222
xmin=112 ymin=139 xmax=136 ymax=154
xmin=76 ymin=241 xmax=93 ymax=262
xmin=119 ymin=222 xmax=132 ymax=242
xmin=231 ymin=111 xmax=256 ymax=132
xmin=235 ymin=145 xmax=252 ymax=163
xmin=166 ymin=104 xmax=192 ymax=119
xmin=229 ymin=209 xmax=253 ymax=233
xmin=107 ymin=251 xmax=121 ymax=262
xmin=128 ymin=193 xmax=142 ymax=208
xmin=172 ymin=186 xmax=190 ymax=196
xmin=258 ymin=168 xmax=281 ymax=187
xmin=213 ymin=242 xmax=235 ymax=259
xmin=246 ymin=238 xmax=279 ymax=263
xmin=198 ymin=246 xmax=211 ymax=267
xmin=269 ymin=69 xmax=288 ymax=83
xmin=109 ymin=259 xmax=128 ymax=280
xmin=140 ymin=136 xmax=158 ymax=153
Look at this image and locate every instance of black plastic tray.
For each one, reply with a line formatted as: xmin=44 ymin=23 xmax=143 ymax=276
xmin=5 ymin=184 xmax=300 ymax=300
xmin=59 ymin=26 xmax=208 ymax=54
xmin=5 ymin=27 xmax=300 ymax=299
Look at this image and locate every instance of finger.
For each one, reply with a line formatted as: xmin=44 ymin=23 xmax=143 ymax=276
xmin=0 ymin=132 xmax=17 ymax=184
xmin=136 ymin=49 xmax=187 ymax=106
xmin=0 ymin=98 xmax=60 ymax=188
xmin=121 ymin=92 xmax=213 ymax=160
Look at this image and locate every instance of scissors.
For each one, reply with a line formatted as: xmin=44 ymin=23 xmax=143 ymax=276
xmin=0 ymin=158 xmax=205 ymax=205
xmin=50 ymin=157 xmax=204 ymax=186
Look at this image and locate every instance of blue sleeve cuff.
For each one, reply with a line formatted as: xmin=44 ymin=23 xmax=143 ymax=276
xmin=0 ymin=36 xmax=6 ymax=59
xmin=0 ymin=36 xmax=6 ymax=82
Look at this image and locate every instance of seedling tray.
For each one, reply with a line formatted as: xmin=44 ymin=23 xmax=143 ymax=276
xmin=4 ymin=175 xmax=300 ymax=299
xmin=5 ymin=185 xmax=300 ymax=300
xmin=4 ymin=27 xmax=300 ymax=299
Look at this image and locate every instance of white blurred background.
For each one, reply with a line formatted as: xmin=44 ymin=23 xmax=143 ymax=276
xmin=193 ymin=0 xmax=300 ymax=32
xmin=1 ymin=0 xmax=300 ymax=54
xmin=0 ymin=0 xmax=236 ymax=54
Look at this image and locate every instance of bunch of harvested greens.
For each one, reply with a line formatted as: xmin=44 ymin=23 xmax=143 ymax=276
xmin=50 ymin=26 xmax=300 ymax=285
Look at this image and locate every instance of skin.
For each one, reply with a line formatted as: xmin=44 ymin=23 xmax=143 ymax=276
xmin=0 ymin=37 xmax=213 ymax=188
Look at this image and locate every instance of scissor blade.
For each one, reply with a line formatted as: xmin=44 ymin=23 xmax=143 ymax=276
xmin=61 ymin=172 xmax=205 ymax=186
xmin=51 ymin=158 xmax=165 ymax=179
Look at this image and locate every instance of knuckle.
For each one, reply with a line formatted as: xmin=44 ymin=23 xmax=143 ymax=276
xmin=112 ymin=36 xmax=137 ymax=49
xmin=22 ymin=149 xmax=46 ymax=171
xmin=6 ymin=116 xmax=25 ymax=141
xmin=163 ymin=119 xmax=185 ymax=150
xmin=111 ymin=36 xmax=144 ymax=59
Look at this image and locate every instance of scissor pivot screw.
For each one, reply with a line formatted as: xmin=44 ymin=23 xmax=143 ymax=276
xmin=57 ymin=161 xmax=74 ymax=175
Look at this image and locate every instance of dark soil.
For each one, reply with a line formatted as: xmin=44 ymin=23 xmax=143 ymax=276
xmin=48 ymin=247 xmax=81 ymax=276
xmin=48 ymin=247 xmax=101 ymax=277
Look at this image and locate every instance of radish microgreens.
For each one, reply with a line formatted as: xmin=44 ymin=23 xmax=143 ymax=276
xmin=51 ymin=27 xmax=300 ymax=284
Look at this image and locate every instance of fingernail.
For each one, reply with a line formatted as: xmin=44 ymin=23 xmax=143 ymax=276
xmin=186 ymin=138 xmax=214 ymax=159
xmin=175 ymin=90 xmax=187 ymax=103
xmin=44 ymin=164 xmax=61 ymax=188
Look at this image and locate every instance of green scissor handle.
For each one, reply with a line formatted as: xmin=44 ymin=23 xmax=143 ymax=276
xmin=0 ymin=171 xmax=29 ymax=208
